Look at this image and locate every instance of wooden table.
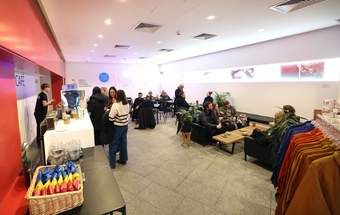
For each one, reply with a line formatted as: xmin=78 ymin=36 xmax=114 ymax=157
xmin=213 ymin=124 xmax=269 ymax=154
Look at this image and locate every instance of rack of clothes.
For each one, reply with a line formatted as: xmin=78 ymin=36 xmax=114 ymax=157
xmin=271 ymin=116 xmax=340 ymax=215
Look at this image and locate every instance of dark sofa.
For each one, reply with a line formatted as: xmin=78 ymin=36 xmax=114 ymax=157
xmin=191 ymin=122 xmax=211 ymax=146
xmin=238 ymin=112 xmax=274 ymax=125
xmin=244 ymin=136 xmax=273 ymax=166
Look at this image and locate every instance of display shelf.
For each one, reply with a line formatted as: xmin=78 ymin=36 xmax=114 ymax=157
xmin=317 ymin=114 xmax=340 ymax=131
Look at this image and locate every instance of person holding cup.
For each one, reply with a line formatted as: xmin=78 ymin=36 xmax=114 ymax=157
xmin=199 ymin=102 xmax=226 ymax=141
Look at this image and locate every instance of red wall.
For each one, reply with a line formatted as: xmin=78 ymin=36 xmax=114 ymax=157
xmin=51 ymin=72 xmax=64 ymax=107
xmin=0 ymin=49 xmax=27 ymax=215
xmin=0 ymin=0 xmax=65 ymax=213
xmin=0 ymin=0 xmax=64 ymax=77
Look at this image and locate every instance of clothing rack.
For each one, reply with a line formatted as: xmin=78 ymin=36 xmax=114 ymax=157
xmin=273 ymin=116 xmax=340 ymax=215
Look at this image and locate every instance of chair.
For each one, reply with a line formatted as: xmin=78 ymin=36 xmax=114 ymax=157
xmin=191 ymin=123 xmax=211 ymax=146
xmin=244 ymin=136 xmax=274 ymax=167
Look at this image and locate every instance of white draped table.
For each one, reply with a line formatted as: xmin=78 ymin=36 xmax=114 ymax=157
xmin=43 ymin=111 xmax=95 ymax=163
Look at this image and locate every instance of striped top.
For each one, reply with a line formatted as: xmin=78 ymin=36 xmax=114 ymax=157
xmin=109 ymin=101 xmax=130 ymax=126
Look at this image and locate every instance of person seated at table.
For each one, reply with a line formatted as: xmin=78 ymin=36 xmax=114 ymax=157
xmin=220 ymin=100 xmax=238 ymax=131
xmin=250 ymin=105 xmax=299 ymax=153
xmin=160 ymin=90 xmax=171 ymax=100
xmin=147 ymin=91 xmax=156 ymax=101
xmin=199 ymin=102 xmax=225 ymax=138
xmin=131 ymin=92 xmax=144 ymax=121
xmin=203 ymin=91 xmax=214 ymax=104
xmin=175 ymin=91 xmax=190 ymax=112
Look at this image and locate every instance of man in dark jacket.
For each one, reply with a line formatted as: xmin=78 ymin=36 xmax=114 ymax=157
xmin=203 ymin=91 xmax=214 ymax=104
xmin=131 ymin=92 xmax=144 ymax=121
xmin=87 ymin=86 xmax=107 ymax=145
xmin=175 ymin=91 xmax=190 ymax=111
xmin=199 ymin=102 xmax=225 ymax=138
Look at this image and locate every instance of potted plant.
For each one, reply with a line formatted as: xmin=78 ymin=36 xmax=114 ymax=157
xmin=180 ymin=110 xmax=193 ymax=132
xmin=214 ymin=91 xmax=231 ymax=107
xmin=180 ymin=110 xmax=193 ymax=146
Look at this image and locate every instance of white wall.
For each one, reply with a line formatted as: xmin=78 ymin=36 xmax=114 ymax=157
xmin=65 ymin=62 xmax=161 ymax=99
xmin=65 ymin=26 xmax=340 ymax=118
xmin=161 ymin=25 xmax=340 ymax=73
xmin=160 ymin=26 xmax=340 ymax=119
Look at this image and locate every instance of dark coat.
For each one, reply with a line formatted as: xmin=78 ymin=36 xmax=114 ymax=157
xmin=203 ymin=96 xmax=213 ymax=105
xmin=175 ymin=97 xmax=190 ymax=110
xmin=87 ymin=93 xmax=107 ymax=131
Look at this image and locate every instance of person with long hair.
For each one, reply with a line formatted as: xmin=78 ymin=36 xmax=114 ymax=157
xmin=87 ymin=86 xmax=107 ymax=145
xmin=108 ymin=89 xmax=129 ymax=168
xmin=106 ymin=86 xmax=117 ymax=110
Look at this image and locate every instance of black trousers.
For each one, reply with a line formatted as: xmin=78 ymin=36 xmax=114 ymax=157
xmin=94 ymin=129 xmax=103 ymax=146
xmin=35 ymin=115 xmax=44 ymax=147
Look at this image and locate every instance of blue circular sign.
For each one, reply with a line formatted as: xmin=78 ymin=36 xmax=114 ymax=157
xmin=99 ymin=72 xmax=109 ymax=83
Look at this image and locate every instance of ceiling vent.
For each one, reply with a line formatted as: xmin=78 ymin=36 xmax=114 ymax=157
xmin=159 ymin=48 xmax=174 ymax=52
xmin=193 ymin=33 xmax=217 ymax=40
xmin=138 ymin=57 xmax=149 ymax=59
xmin=270 ymin=0 xmax=326 ymax=14
xmin=104 ymin=54 xmax=116 ymax=58
xmin=114 ymin=44 xmax=130 ymax=49
xmin=134 ymin=22 xmax=162 ymax=33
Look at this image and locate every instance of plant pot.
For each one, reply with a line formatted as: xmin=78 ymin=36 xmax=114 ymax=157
xmin=181 ymin=122 xmax=192 ymax=133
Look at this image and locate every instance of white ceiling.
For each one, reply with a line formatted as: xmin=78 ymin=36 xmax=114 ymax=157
xmin=40 ymin=0 xmax=340 ymax=64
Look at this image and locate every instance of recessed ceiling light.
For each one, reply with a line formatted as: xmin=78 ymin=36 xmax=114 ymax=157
xmin=206 ymin=15 xmax=216 ymax=20
xmin=98 ymin=34 xmax=103 ymax=38
xmin=156 ymin=41 xmax=162 ymax=44
xmin=258 ymin=29 xmax=265 ymax=32
xmin=93 ymin=43 xmax=98 ymax=47
xmin=104 ymin=18 xmax=112 ymax=26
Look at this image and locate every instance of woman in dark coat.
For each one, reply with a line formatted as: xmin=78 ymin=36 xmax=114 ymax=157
xmin=87 ymin=86 xmax=107 ymax=145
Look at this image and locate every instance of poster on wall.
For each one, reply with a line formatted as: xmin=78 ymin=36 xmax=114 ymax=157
xmin=15 ymin=72 xmax=41 ymax=145
xmin=281 ymin=62 xmax=324 ymax=79
xmin=231 ymin=67 xmax=255 ymax=79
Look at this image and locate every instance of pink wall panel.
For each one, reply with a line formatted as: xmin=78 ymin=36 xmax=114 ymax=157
xmin=0 ymin=0 xmax=64 ymax=77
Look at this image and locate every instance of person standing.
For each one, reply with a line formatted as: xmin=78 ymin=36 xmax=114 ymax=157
xmin=109 ymin=90 xmax=129 ymax=169
xmin=87 ymin=86 xmax=107 ymax=145
xmin=106 ymin=86 xmax=117 ymax=110
xmin=203 ymin=91 xmax=214 ymax=104
xmin=131 ymin=92 xmax=144 ymax=121
xmin=34 ymin=83 xmax=54 ymax=146
xmin=175 ymin=84 xmax=184 ymax=101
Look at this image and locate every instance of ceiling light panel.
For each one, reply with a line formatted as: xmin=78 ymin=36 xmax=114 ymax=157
xmin=159 ymin=48 xmax=174 ymax=52
xmin=114 ymin=44 xmax=130 ymax=49
xmin=193 ymin=33 xmax=217 ymax=40
xmin=270 ymin=0 xmax=326 ymax=14
xmin=134 ymin=22 xmax=162 ymax=33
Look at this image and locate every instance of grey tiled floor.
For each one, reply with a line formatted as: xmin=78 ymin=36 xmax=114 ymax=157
xmin=112 ymin=119 xmax=277 ymax=215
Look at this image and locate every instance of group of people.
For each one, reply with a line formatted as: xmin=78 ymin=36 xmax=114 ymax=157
xmin=87 ymin=86 xmax=129 ymax=169
xmin=173 ymin=84 xmax=241 ymax=138
xmin=200 ymin=91 xmax=240 ymax=133
xmin=131 ymin=90 xmax=173 ymax=129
